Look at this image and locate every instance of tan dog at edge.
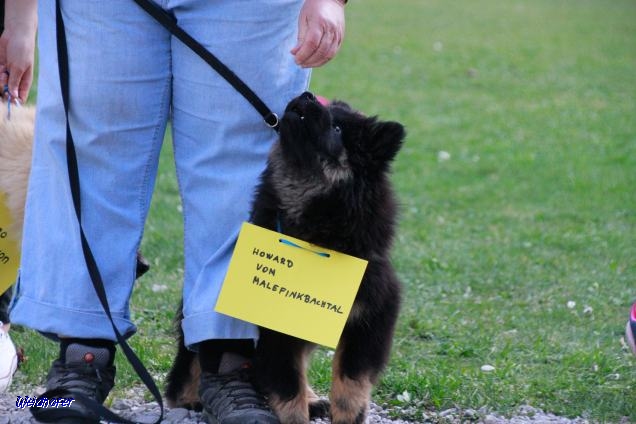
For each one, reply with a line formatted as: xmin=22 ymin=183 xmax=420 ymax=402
xmin=0 ymin=102 xmax=152 ymax=280
xmin=0 ymin=101 xmax=35 ymax=243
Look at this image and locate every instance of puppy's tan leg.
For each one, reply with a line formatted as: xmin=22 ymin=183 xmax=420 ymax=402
xmin=269 ymin=390 xmax=309 ymax=424
xmin=270 ymin=381 xmax=331 ymax=422
xmin=169 ymin=358 xmax=201 ymax=409
xmin=330 ymin=348 xmax=373 ymax=424
xmin=267 ymin=344 xmax=314 ymax=424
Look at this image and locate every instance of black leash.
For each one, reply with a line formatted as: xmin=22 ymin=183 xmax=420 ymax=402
xmin=33 ymin=0 xmax=280 ymax=422
xmin=132 ymin=0 xmax=280 ymax=131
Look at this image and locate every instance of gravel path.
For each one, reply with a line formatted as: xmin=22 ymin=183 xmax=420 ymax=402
xmin=0 ymin=388 xmax=595 ymax=424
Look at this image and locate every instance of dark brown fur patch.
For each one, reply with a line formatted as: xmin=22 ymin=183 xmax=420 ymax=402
xmin=167 ymin=359 xmax=201 ymax=409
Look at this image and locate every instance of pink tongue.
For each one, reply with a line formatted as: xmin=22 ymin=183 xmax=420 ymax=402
xmin=316 ymin=95 xmax=330 ymax=106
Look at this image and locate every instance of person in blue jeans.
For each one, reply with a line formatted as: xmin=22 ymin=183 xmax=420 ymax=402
xmin=4 ymin=0 xmax=346 ymax=422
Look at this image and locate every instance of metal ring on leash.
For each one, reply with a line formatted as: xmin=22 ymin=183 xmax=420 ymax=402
xmin=264 ymin=112 xmax=279 ymax=129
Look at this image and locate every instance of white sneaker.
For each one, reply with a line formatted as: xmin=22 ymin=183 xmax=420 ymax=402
xmin=0 ymin=322 xmax=18 ymax=392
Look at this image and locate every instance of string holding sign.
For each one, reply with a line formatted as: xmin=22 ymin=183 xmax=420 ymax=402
xmin=278 ymin=238 xmax=331 ymax=258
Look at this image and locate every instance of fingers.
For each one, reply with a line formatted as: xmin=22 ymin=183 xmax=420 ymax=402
xmin=0 ymin=37 xmax=11 ymax=100
xmin=0 ymin=49 xmax=8 ymax=94
xmin=293 ymin=23 xmax=341 ymax=68
xmin=18 ymin=68 xmax=34 ymax=102
xmin=0 ymin=68 xmax=8 ymax=91
xmin=1 ymin=69 xmax=10 ymax=103
xmin=1 ymin=69 xmax=20 ymax=103
xmin=8 ymin=71 xmax=21 ymax=99
xmin=9 ymin=65 xmax=32 ymax=103
xmin=292 ymin=0 xmax=345 ymax=69
xmin=1 ymin=66 xmax=31 ymax=103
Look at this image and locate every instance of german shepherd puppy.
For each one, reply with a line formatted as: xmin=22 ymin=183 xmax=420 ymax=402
xmin=166 ymin=92 xmax=405 ymax=424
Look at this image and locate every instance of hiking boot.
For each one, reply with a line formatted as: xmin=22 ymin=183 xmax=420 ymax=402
xmin=199 ymin=364 xmax=279 ymax=424
xmin=626 ymin=302 xmax=636 ymax=356
xmin=33 ymin=341 xmax=116 ymax=423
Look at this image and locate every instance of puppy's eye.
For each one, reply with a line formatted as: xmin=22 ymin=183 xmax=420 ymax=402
xmin=333 ymin=126 xmax=341 ymax=134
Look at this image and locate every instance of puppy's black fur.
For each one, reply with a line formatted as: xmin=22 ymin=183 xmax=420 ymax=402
xmin=165 ymin=92 xmax=405 ymax=424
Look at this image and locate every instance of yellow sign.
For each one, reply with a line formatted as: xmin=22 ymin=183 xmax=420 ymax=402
xmin=216 ymin=222 xmax=368 ymax=348
xmin=0 ymin=192 xmax=20 ymax=295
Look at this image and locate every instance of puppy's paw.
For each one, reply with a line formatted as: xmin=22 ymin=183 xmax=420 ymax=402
xmin=330 ymin=372 xmax=372 ymax=424
xmin=270 ymin=394 xmax=309 ymax=424
xmin=330 ymin=398 xmax=367 ymax=424
xmin=308 ymin=398 xmax=330 ymax=418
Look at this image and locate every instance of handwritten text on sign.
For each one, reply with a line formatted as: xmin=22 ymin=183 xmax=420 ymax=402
xmin=0 ymin=193 xmax=20 ymax=296
xmin=215 ymin=222 xmax=367 ymax=348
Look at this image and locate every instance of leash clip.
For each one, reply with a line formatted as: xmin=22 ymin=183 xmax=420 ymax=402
xmin=264 ymin=112 xmax=279 ymax=130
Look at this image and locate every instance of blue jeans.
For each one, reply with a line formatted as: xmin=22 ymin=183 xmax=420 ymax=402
xmin=10 ymin=0 xmax=310 ymax=347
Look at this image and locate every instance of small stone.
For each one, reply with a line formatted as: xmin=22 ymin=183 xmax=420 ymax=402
xmin=463 ymin=408 xmax=479 ymax=420
xmin=151 ymin=284 xmax=168 ymax=292
xmin=440 ymin=408 xmax=457 ymax=417
xmin=132 ymin=412 xmax=161 ymax=423
xmin=111 ymin=399 xmax=129 ymax=410
xmin=165 ymin=407 xmax=190 ymax=422
xmin=484 ymin=414 xmax=503 ymax=424
xmin=438 ymin=150 xmax=451 ymax=162
xmin=518 ymin=405 xmax=538 ymax=416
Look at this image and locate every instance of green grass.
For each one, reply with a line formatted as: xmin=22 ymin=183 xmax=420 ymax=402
xmin=10 ymin=0 xmax=635 ymax=421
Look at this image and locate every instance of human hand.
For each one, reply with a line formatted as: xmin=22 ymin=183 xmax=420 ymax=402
xmin=291 ymin=0 xmax=345 ymax=68
xmin=0 ymin=28 xmax=36 ymax=104
xmin=0 ymin=2 xmax=37 ymax=104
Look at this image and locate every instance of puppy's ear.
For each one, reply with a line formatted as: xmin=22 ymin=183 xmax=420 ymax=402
xmin=368 ymin=120 xmax=406 ymax=164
